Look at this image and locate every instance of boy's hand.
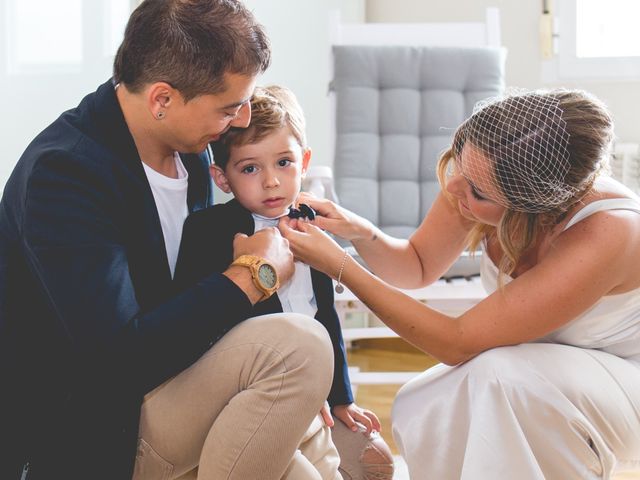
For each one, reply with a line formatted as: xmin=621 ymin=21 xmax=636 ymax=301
xmin=319 ymin=402 xmax=334 ymax=427
xmin=332 ymin=403 xmax=381 ymax=434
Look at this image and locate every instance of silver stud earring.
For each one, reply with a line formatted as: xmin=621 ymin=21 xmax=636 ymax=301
xmin=157 ymin=111 xmax=165 ymax=119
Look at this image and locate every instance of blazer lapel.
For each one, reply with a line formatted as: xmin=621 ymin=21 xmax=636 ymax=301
xmin=181 ymin=149 xmax=214 ymax=213
xmin=92 ymin=79 xmax=173 ymax=303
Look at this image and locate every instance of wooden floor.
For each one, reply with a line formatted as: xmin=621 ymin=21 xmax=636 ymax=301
xmin=347 ymin=338 xmax=640 ymax=480
xmin=346 ymin=338 xmax=437 ymax=455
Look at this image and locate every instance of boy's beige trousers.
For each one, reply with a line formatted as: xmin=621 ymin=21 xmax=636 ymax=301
xmin=132 ymin=313 xmax=342 ymax=480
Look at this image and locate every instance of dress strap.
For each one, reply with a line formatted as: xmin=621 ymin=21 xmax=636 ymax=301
xmin=563 ymin=198 xmax=640 ymax=231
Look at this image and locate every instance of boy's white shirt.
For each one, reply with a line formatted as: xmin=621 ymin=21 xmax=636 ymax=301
xmin=253 ymin=213 xmax=318 ymax=318
xmin=142 ymin=153 xmax=189 ymax=278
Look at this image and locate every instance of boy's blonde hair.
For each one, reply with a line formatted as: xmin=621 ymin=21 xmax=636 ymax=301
xmin=212 ymin=85 xmax=307 ymax=169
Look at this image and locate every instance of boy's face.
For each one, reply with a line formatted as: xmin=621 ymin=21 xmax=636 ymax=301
xmin=212 ymin=126 xmax=311 ymax=218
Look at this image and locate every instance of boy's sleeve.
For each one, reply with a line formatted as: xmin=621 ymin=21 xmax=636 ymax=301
xmin=311 ymin=269 xmax=354 ymax=407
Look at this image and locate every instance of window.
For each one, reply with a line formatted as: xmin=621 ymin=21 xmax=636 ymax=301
xmin=104 ymin=0 xmax=132 ymax=57
xmin=1 ymin=0 xmax=135 ymax=189
xmin=6 ymin=0 xmax=83 ymax=73
xmin=4 ymin=0 xmax=132 ymax=74
xmin=551 ymin=0 xmax=640 ymax=80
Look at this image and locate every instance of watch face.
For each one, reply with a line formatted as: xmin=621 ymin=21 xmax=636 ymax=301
xmin=258 ymin=263 xmax=278 ymax=289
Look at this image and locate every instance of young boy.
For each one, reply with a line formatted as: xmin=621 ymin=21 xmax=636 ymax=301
xmin=175 ymin=84 xmax=381 ymax=430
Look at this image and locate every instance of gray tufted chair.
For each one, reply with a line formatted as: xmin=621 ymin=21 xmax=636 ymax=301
xmin=329 ymin=45 xmax=505 ymax=277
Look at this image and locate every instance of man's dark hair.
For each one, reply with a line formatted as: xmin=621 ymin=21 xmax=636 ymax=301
xmin=113 ymin=0 xmax=271 ymax=101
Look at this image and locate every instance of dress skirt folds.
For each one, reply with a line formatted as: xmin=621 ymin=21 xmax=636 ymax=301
xmin=392 ymin=343 xmax=640 ymax=479
xmin=392 ymin=199 xmax=640 ymax=479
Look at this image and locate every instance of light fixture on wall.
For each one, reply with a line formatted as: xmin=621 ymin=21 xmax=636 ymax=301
xmin=540 ymin=0 xmax=559 ymax=59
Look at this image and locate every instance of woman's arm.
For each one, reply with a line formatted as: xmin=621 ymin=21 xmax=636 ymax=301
xmin=296 ymin=192 xmax=473 ymax=288
xmin=280 ymin=208 xmax=640 ymax=365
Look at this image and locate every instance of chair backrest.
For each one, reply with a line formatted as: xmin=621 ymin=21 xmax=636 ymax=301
xmin=329 ymin=8 xmax=501 ymax=48
xmin=328 ymin=9 xmax=506 ymax=247
xmin=331 ymin=46 xmax=505 ymax=239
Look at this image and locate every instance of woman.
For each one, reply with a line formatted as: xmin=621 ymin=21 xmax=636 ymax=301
xmin=280 ymin=89 xmax=640 ymax=479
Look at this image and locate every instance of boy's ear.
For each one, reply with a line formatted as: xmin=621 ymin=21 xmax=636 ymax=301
xmin=301 ymin=148 xmax=312 ymax=177
xmin=210 ymin=164 xmax=232 ymax=193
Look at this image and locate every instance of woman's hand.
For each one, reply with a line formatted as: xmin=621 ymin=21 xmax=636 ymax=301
xmin=294 ymin=192 xmax=376 ymax=242
xmin=332 ymin=403 xmax=382 ymax=434
xmin=278 ymin=216 xmax=345 ymax=277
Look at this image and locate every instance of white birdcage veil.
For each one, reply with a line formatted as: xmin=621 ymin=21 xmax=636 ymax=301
xmin=453 ymin=90 xmax=580 ymax=213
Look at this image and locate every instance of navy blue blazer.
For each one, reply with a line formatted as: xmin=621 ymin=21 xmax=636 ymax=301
xmin=0 ymin=79 xmax=256 ymax=479
xmin=174 ymin=199 xmax=354 ymax=407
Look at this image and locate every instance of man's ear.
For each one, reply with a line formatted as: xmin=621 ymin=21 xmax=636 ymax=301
xmin=301 ymin=148 xmax=312 ymax=177
xmin=147 ymin=82 xmax=177 ymax=119
xmin=210 ymin=164 xmax=232 ymax=193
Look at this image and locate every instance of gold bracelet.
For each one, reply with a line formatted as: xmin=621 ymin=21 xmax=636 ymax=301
xmin=334 ymin=250 xmax=348 ymax=294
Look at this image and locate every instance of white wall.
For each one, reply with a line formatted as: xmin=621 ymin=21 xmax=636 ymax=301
xmin=0 ymin=0 xmax=133 ymax=189
xmin=0 ymin=0 xmax=363 ymax=196
xmin=243 ymin=0 xmax=364 ymax=167
xmin=366 ymin=0 xmax=640 ymax=146
xmin=215 ymin=0 xmax=365 ymax=202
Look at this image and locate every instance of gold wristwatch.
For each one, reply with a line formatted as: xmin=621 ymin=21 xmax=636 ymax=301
xmin=231 ymin=255 xmax=279 ymax=301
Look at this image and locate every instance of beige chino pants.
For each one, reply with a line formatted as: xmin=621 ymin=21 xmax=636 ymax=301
xmin=132 ymin=313 xmax=342 ymax=480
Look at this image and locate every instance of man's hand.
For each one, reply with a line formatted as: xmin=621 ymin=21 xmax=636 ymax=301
xmin=223 ymin=227 xmax=295 ymax=304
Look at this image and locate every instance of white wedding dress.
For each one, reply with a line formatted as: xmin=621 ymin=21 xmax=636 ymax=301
xmin=392 ymin=198 xmax=640 ymax=479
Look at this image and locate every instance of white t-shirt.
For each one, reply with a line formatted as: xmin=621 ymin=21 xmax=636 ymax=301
xmin=252 ymin=213 xmax=318 ymax=318
xmin=142 ymin=153 xmax=189 ymax=277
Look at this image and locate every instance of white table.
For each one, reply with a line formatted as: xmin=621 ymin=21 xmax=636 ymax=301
xmin=334 ymin=276 xmax=487 ymax=385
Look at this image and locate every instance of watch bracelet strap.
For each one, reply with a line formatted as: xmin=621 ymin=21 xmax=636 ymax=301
xmin=231 ymin=255 xmax=277 ymax=300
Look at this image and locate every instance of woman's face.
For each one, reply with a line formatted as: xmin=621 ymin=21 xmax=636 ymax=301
xmin=446 ymin=143 xmax=506 ymax=226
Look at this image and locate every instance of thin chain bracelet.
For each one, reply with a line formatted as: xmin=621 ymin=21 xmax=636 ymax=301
xmin=334 ymin=249 xmax=348 ymax=294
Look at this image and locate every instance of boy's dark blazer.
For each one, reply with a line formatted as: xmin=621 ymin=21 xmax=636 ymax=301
xmin=0 ymin=79 xmax=256 ymax=479
xmin=174 ymin=198 xmax=354 ymax=407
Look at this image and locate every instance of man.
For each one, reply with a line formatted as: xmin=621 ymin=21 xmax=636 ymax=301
xmin=0 ymin=1 xmax=337 ymax=478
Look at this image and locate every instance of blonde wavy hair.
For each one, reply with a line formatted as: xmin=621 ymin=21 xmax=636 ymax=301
xmin=437 ymin=89 xmax=614 ymax=281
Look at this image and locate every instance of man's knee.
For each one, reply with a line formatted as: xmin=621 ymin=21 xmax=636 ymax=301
xmin=239 ymin=313 xmax=334 ymax=390
xmin=274 ymin=313 xmax=334 ymax=384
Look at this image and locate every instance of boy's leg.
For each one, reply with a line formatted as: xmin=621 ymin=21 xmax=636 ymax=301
xmin=331 ymin=420 xmax=394 ymax=480
xmin=133 ymin=313 xmax=335 ymax=480
xmin=282 ymin=414 xmax=342 ymax=480
xmin=282 ymin=450 xmax=323 ymax=480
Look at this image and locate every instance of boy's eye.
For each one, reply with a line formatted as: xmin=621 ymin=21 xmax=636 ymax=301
xmin=241 ymin=165 xmax=256 ymax=174
xmin=278 ymin=158 xmax=292 ymax=167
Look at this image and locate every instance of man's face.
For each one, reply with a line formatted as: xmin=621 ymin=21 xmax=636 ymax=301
xmin=161 ymin=73 xmax=257 ymax=154
xmin=213 ymin=126 xmax=311 ymax=218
